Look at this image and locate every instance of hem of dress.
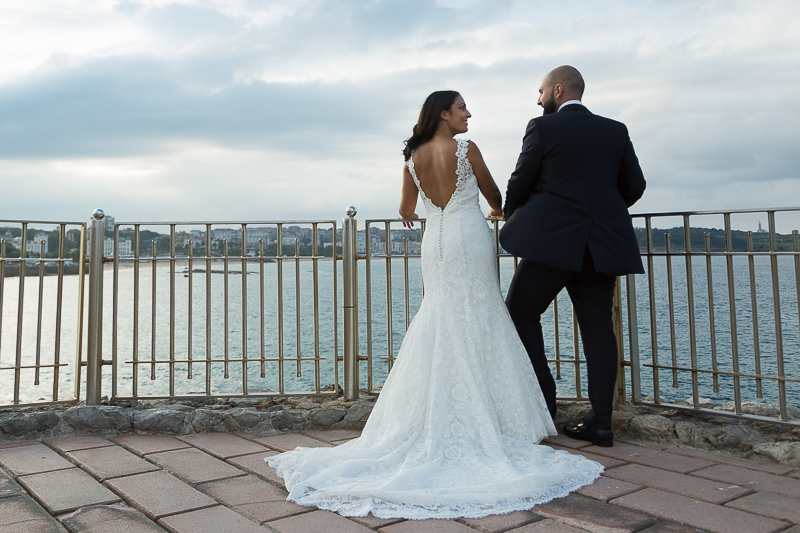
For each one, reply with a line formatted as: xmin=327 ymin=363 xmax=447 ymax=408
xmin=267 ymin=456 xmax=602 ymax=521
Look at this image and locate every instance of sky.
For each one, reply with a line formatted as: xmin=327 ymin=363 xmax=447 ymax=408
xmin=1 ymin=0 xmax=799 ymax=230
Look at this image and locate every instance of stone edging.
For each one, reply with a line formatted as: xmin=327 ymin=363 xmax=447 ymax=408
xmin=2 ymin=395 xmax=799 ymax=467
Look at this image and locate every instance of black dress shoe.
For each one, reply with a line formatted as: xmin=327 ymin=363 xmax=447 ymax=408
xmin=564 ymin=423 xmax=614 ymax=447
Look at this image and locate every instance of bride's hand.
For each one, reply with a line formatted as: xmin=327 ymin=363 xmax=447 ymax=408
xmin=487 ymin=208 xmax=504 ymax=221
xmin=400 ymin=214 xmax=419 ymax=228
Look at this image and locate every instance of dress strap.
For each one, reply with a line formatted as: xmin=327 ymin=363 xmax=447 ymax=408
xmin=455 ymin=139 xmax=470 ymax=181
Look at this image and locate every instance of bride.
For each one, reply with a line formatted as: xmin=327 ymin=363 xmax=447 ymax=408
xmin=267 ymin=91 xmax=603 ymax=520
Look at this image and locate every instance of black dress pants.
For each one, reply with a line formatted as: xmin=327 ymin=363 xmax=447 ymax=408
xmin=505 ymin=249 xmax=618 ymax=431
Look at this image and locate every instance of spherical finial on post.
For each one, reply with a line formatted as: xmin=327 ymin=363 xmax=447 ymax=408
xmin=345 ymin=206 xmax=357 ymax=219
xmin=92 ymin=208 xmax=105 ymax=220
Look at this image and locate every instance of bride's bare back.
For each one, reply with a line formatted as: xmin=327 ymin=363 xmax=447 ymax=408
xmin=411 ymin=138 xmax=462 ymax=210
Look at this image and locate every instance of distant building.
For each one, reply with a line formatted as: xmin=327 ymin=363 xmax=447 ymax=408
xmin=174 ymin=231 xmax=191 ymax=247
xmin=757 ymin=221 xmax=767 ymax=234
xmin=66 ymin=229 xmax=82 ymax=243
xmin=25 ymin=232 xmax=49 ymax=254
xmin=104 ymin=215 xmax=115 ymax=232
xmin=103 ymin=238 xmax=132 ymax=257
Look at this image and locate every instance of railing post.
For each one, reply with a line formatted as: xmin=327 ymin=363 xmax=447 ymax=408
xmin=342 ymin=206 xmax=359 ymax=400
xmin=86 ymin=208 xmax=105 ymax=405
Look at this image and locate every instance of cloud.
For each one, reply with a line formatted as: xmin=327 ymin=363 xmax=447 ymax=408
xmin=0 ymin=0 xmax=799 ymax=225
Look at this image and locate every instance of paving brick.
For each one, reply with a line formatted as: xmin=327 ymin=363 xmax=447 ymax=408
xmin=726 ymin=491 xmax=800 ymax=524
xmin=227 ymin=451 xmax=281 ymax=484
xmin=0 ymin=442 xmax=74 ymax=475
xmin=177 ymin=432 xmax=267 ymax=459
xmin=269 ymin=509 xmax=373 ymax=532
xmin=541 ymin=434 xmax=593 ymax=450
xmin=638 ymin=523 xmax=709 ymax=533
xmin=585 ymin=442 xmax=714 ymax=473
xmin=18 ymin=468 xmax=121 ymax=514
xmin=234 ymin=500 xmax=313 ymax=523
xmin=301 ymin=429 xmax=362 ymax=443
xmin=234 ymin=501 xmax=314 ymax=524
xmin=234 ymin=431 xmax=263 ymax=441
xmin=577 ymin=475 xmax=642 ymax=502
xmin=666 ymin=447 xmax=795 ymax=476
xmin=548 ymin=443 xmax=628 ymax=469
xmin=44 ymin=435 xmax=114 ymax=453
xmin=0 ymin=494 xmax=62 ymax=528
xmin=111 ymin=434 xmax=192 ymax=456
xmin=791 ymin=472 xmax=800 ymax=480
xmin=198 ymin=474 xmax=287 ymax=506
xmin=0 ymin=439 xmax=39 ymax=449
xmin=504 ymin=519 xmax=588 ymax=533
xmin=533 ymin=493 xmax=656 ymax=533
xmin=60 ymin=503 xmax=167 ymax=532
xmin=254 ymin=433 xmax=332 ymax=452
xmin=348 ymin=513 xmax=405 ymax=529
xmin=611 ymin=487 xmax=789 ymax=533
xmin=459 ymin=510 xmax=541 ymax=532
xmin=105 ymin=470 xmax=218 ymax=519
xmin=379 ymin=519 xmax=486 ymax=532
xmin=147 ymin=447 xmax=246 ymax=484
xmin=691 ymin=464 xmax=800 ymax=498
xmin=0 ymin=519 xmax=67 ymax=532
xmin=67 ymin=445 xmax=160 ymax=481
xmin=604 ymin=464 xmax=751 ymax=504
xmin=0 ymin=469 xmax=24 ymax=499
xmin=158 ymin=505 xmax=268 ymax=533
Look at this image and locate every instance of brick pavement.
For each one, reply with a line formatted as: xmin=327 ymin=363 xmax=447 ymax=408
xmin=1 ymin=429 xmax=798 ymax=533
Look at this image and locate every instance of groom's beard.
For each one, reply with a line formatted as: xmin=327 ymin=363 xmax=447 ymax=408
xmin=540 ymin=97 xmax=557 ymax=115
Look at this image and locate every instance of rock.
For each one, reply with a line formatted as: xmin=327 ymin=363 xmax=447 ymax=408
xmin=553 ymin=409 xmax=573 ymax=427
xmin=611 ymin=410 xmax=635 ymax=432
xmin=63 ymin=406 xmax=130 ymax=431
xmin=675 ymin=421 xmax=707 ymax=448
xmin=344 ymin=401 xmax=374 ymax=424
xmin=628 ymin=414 xmax=674 ymax=439
xmin=287 ymin=398 xmax=315 ymax=410
xmin=705 ymin=425 xmax=755 ymax=452
xmin=272 ymin=410 xmax=306 ymax=430
xmin=191 ymin=409 xmax=223 ymax=432
xmin=228 ymin=408 xmax=269 ymax=429
xmin=308 ymin=408 xmax=347 ymax=427
xmin=133 ymin=409 xmax=186 ymax=433
xmin=752 ymin=441 xmax=800 ymax=467
xmin=0 ymin=412 xmax=58 ymax=436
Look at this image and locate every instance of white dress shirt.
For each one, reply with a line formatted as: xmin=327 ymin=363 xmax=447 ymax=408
xmin=558 ymin=100 xmax=583 ymax=112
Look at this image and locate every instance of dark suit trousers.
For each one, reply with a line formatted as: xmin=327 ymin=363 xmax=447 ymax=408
xmin=505 ymin=249 xmax=618 ymax=431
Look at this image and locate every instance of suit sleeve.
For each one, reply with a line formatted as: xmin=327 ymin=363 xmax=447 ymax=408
xmin=503 ymin=118 xmax=543 ymax=219
xmin=617 ymin=126 xmax=646 ymax=208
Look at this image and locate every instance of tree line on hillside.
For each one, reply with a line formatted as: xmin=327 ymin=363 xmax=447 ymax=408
xmin=634 ymin=227 xmax=797 ymax=252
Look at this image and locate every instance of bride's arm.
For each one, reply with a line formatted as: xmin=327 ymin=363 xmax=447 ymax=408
xmin=399 ymin=164 xmax=420 ymax=228
xmin=467 ymin=141 xmax=504 ymax=219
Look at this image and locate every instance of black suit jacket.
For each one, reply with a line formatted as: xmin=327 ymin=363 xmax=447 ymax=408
xmin=500 ymin=104 xmax=646 ymax=275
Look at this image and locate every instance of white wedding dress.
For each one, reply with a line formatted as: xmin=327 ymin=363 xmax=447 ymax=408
xmin=267 ymin=139 xmax=603 ymax=519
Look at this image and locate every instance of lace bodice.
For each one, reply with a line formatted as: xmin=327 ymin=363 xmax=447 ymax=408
xmin=267 ymin=137 xmax=603 ymax=520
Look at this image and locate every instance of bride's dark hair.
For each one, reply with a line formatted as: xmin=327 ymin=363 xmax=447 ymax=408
xmin=402 ymin=90 xmax=461 ymax=161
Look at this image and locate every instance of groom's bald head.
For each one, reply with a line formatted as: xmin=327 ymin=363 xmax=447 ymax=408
xmin=544 ymin=66 xmax=585 ymax=100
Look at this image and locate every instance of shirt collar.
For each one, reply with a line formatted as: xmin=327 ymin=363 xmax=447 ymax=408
xmin=558 ymin=100 xmax=584 ymax=112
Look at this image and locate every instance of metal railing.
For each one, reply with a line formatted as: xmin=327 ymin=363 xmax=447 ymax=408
xmin=0 ymin=219 xmax=86 ymax=407
xmin=1 ymin=207 xmax=798 ymax=428
xmin=627 ymin=207 xmax=800 ymax=425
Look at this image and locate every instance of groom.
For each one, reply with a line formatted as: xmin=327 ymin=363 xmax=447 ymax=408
xmin=500 ymin=66 xmax=645 ymax=447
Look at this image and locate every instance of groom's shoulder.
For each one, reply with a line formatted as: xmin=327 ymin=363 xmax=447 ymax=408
xmin=589 ymin=112 xmax=629 ymax=134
